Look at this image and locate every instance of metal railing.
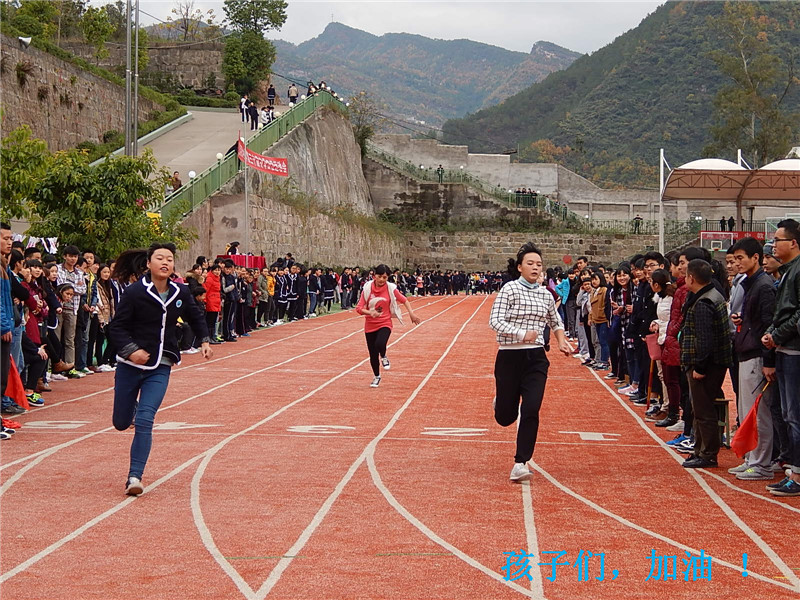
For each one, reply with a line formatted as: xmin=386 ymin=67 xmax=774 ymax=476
xmin=154 ymin=91 xmax=339 ymax=217
xmin=365 ymin=142 xmax=579 ymax=221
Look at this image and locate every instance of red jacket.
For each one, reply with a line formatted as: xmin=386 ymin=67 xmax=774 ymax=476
xmin=203 ymin=271 xmax=222 ymax=312
xmin=662 ymin=277 xmax=687 ymax=366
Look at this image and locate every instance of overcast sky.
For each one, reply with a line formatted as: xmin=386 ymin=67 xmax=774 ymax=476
xmin=124 ymin=1 xmax=665 ymax=55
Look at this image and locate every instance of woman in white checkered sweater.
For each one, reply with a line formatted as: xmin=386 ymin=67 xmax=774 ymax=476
xmin=489 ymin=242 xmax=571 ymax=483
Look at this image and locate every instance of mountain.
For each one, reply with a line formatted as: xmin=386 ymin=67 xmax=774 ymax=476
xmin=271 ymin=23 xmax=581 ymax=126
xmin=441 ymin=1 xmax=800 ymax=188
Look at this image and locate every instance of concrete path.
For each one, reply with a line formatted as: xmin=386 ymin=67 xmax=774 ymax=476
xmin=144 ymin=107 xmax=285 ymax=179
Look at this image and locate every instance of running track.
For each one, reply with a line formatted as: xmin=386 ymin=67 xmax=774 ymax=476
xmin=1 ymin=296 xmax=798 ymax=599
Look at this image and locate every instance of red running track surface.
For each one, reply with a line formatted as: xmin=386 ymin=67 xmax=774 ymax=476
xmin=1 ymin=296 xmax=798 ymax=599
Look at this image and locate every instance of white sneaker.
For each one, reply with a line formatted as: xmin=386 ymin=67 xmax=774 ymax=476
xmin=381 ymin=357 xmax=390 ymax=370
xmin=50 ymin=373 xmax=68 ymax=381
xmin=97 ymin=364 xmax=114 ymax=372
xmin=125 ymin=477 xmax=144 ymax=496
xmin=309 ymin=312 xmax=316 ymax=317
xmin=510 ymin=462 xmax=532 ymax=482
xmin=183 ymin=347 xmax=199 ymax=355
xmin=370 ymin=376 xmax=381 ymax=388
xmin=665 ymin=420 xmax=685 ymax=432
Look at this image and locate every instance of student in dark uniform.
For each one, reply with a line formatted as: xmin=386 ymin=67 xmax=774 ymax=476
xmin=108 ymin=243 xmax=211 ymax=496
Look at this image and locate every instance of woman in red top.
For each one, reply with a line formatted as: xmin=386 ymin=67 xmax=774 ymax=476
xmin=203 ymin=263 xmax=222 ymax=343
xmin=356 ymin=264 xmax=421 ymax=387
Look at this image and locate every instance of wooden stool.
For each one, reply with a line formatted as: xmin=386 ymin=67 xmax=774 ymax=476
xmin=715 ymin=398 xmax=731 ymax=448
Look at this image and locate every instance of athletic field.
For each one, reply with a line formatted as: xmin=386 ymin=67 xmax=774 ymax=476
xmin=1 ymin=296 xmax=797 ymax=599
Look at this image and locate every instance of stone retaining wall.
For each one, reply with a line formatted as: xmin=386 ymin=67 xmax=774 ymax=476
xmin=0 ymin=34 xmax=162 ymax=151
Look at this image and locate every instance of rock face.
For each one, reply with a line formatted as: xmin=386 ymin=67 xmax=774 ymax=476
xmin=363 ymin=156 xmax=556 ymax=226
xmin=227 ymin=108 xmax=373 ymax=217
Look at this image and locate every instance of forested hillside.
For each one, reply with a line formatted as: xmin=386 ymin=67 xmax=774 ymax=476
xmin=272 ymin=23 xmax=580 ymax=125
xmin=441 ymin=1 xmax=800 ymax=188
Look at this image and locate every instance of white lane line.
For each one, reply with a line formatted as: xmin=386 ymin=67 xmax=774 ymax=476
xmin=0 ymin=452 xmax=207 ymax=584
xmin=528 ymin=461 xmax=797 ymax=591
xmin=16 ymin=310 xmax=367 ymax=415
xmin=585 ymin=366 xmax=800 ymax=591
xmin=1 ymin=297 xmax=458 ymax=583
xmin=513 ymin=397 xmax=546 ymax=598
xmin=698 ymin=469 xmax=800 ymax=516
xmin=0 ymin=299 xmax=445 ymax=474
xmin=520 ymin=481 xmax=546 ymax=597
xmin=364 ymin=299 xmax=546 ymax=599
xmin=190 ymin=297 xmax=472 ymax=600
xmin=0 ymin=330 xmax=362 ymax=496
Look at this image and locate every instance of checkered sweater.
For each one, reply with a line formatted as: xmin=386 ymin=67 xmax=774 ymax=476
xmin=489 ymin=279 xmax=564 ymax=349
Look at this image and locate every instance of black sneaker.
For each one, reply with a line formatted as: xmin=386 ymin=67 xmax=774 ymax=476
xmin=644 ymin=404 xmax=661 ymax=417
xmin=632 ymin=396 xmax=649 ymax=406
xmin=766 ymin=477 xmax=791 ymax=491
xmin=655 ymin=415 xmax=679 ymax=428
xmin=682 ymin=456 xmax=718 ymax=469
xmin=1 ymin=403 xmax=26 ymax=415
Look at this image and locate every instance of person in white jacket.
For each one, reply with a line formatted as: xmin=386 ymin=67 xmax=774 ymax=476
xmin=647 ymin=269 xmax=675 ymax=423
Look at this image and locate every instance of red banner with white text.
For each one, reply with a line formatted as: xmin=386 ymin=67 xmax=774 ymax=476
xmin=237 ymin=140 xmax=289 ymax=177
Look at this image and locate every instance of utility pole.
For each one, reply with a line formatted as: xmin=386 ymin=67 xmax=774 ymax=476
xmin=124 ymin=0 xmax=132 ymax=155
xmin=132 ymin=0 xmax=140 ymax=155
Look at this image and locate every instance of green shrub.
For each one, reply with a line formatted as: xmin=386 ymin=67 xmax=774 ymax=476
xmin=11 ymin=14 xmax=42 ymax=36
xmin=224 ymin=90 xmax=239 ymax=101
xmin=102 ymin=130 xmax=119 ymax=143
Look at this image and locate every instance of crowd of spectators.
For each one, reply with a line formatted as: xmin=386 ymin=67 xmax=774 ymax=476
xmin=0 ymin=225 xmax=509 ymax=439
xmin=6 ymin=219 xmax=798 ymax=498
xmin=551 ymin=220 xmax=800 ymax=496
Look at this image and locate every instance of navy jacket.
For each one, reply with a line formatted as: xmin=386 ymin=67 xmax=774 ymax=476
xmin=108 ymin=274 xmax=210 ymax=370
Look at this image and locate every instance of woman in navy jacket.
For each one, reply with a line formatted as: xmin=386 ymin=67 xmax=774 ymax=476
xmin=108 ymin=243 xmax=212 ymax=496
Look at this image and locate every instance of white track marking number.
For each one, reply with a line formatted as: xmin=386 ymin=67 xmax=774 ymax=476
xmin=559 ymin=431 xmax=621 ymax=441
xmin=421 ymin=427 xmax=488 ymax=437
xmin=287 ymin=425 xmax=356 ymax=435
xmin=23 ymin=421 xmax=90 ymax=429
xmin=154 ymin=422 xmax=220 ymax=430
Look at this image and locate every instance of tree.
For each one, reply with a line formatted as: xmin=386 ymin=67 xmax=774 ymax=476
xmin=222 ymin=0 xmax=287 ymax=34
xmin=704 ymin=2 xmax=799 ymax=166
xmin=26 ymin=149 xmax=195 ymax=258
xmin=55 ymin=0 xmax=88 ymax=45
xmin=0 ymin=126 xmax=50 ymax=221
xmin=167 ymin=0 xmax=216 ymax=42
xmin=346 ymin=91 xmax=385 ymax=156
xmin=13 ymin=0 xmax=59 ymax=38
xmin=222 ymin=31 xmax=276 ymax=94
xmin=81 ymin=6 xmax=114 ymax=64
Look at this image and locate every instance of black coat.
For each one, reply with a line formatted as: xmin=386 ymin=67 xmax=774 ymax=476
xmin=108 ymin=274 xmax=209 ymax=370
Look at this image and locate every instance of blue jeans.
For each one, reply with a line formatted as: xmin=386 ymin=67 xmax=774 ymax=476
xmin=112 ymin=363 xmax=171 ymax=480
xmin=595 ymin=322 xmax=610 ymax=363
xmin=776 ymin=352 xmax=800 ymax=474
xmin=11 ymin=322 xmax=24 ymax=373
xmin=308 ymin=292 xmax=318 ymax=315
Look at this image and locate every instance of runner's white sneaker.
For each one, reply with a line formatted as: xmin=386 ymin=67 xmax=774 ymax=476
xmin=510 ymin=462 xmax=532 ymax=482
xmin=381 ymin=357 xmax=390 ymax=370
xmin=125 ymin=477 xmax=144 ymax=496
xmin=370 ymin=376 xmax=381 ymax=388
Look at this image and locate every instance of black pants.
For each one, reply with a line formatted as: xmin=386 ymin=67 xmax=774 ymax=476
xmin=365 ymin=327 xmax=391 ymax=377
xmin=687 ymin=365 xmax=727 ymax=460
xmin=205 ymin=311 xmax=218 ymax=339
xmin=257 ymin=301 xmax=270 ymax=323
xmin=222 ymin=302 xmax=235 ymax=339
xmin=277 ymin=302 xmax=288 ymax=321
xmin=22 ymin=346 xmax=47 ymax=390
xmin=494 ymin=348 xmax=550 ymax=464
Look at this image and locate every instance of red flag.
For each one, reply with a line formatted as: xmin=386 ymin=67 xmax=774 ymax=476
xmin=6 ymin=357 xmax=30 ymax=410
xmin=730 ymin=383 xmax=769 ymax=459
xmin=237 ymin=140 xmax=289 ymax=177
